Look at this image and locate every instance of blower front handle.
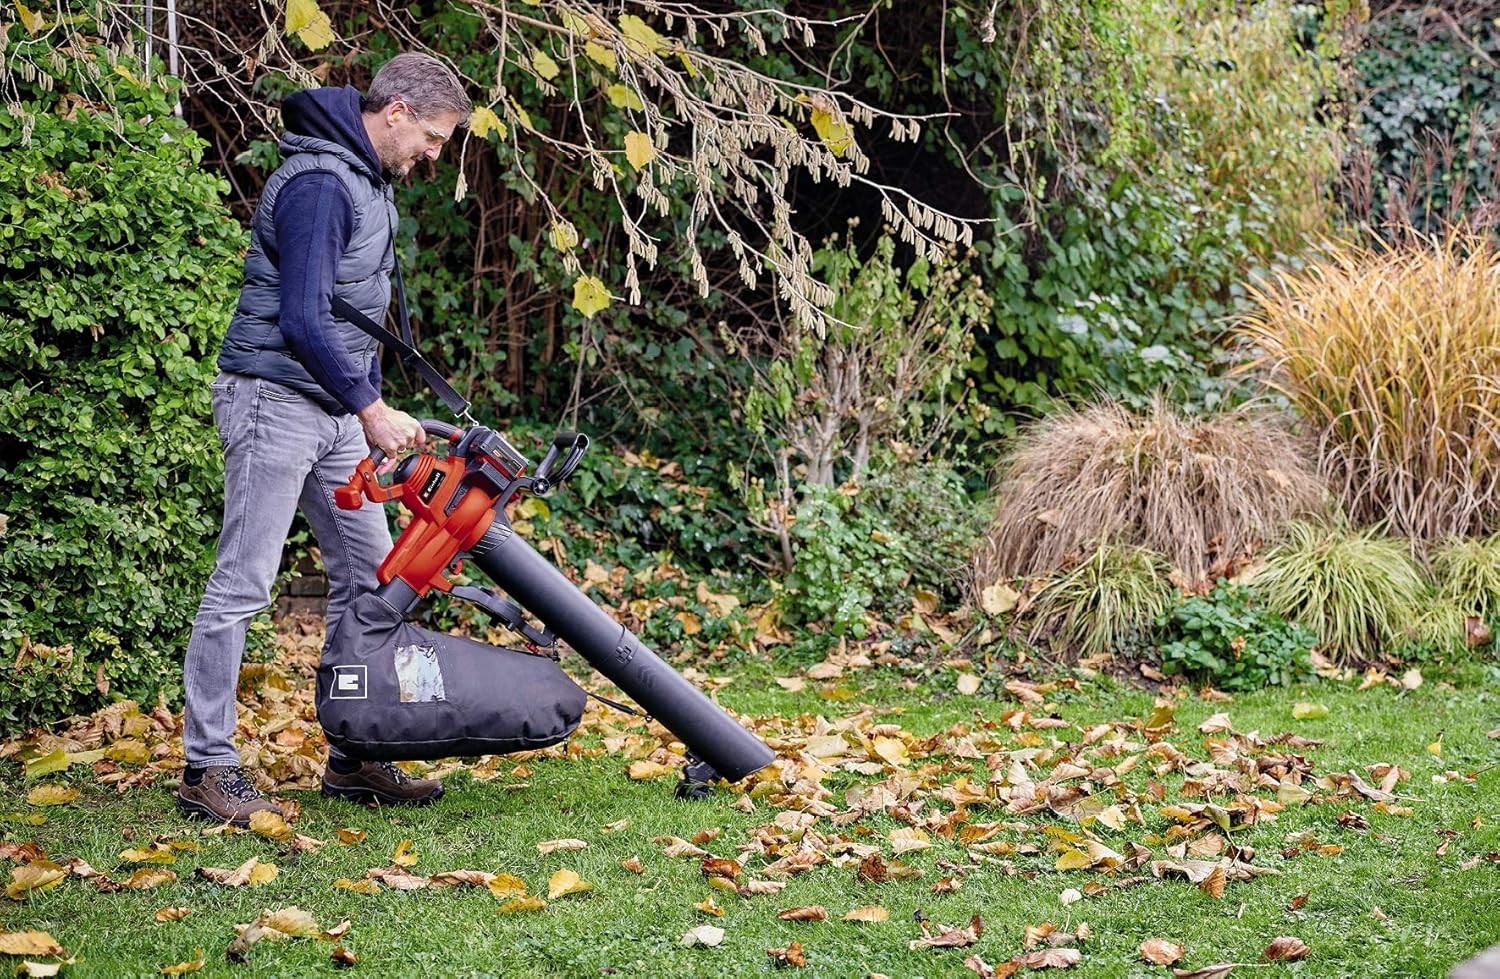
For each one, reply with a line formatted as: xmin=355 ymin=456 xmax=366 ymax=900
xmin=531 ymin=431 xmax=590 ymax=495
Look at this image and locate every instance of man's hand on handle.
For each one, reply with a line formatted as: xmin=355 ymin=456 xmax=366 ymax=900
xmin=357 ymin=399 xmax=427 ymax=472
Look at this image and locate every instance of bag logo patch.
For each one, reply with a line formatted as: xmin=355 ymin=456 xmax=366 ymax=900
xmin=330 ymin=665 xmax=368 ymax=700
xmin=394 ymin=643 xmax=446 ymax=703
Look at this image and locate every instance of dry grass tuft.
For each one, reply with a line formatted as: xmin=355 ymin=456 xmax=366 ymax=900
xmin=1236 ymin=231 xmax=1500 ymax=543
xmin=971 ymin=397 xmax=1327 ymax=589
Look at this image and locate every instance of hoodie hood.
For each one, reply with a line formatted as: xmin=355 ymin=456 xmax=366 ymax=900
xmin=280 ymin=86 xmax=383 ymax=182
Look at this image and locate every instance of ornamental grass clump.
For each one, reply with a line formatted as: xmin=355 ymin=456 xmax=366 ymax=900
xmin=1250 ymin=520 xmax=1425 ymax=664
xmin=972 ymin=397 xmax=1326 ymax=589
xmin=1024 ymin=543 xmax=1175 ymax=659
xmin=1236 ymin=232 xmax=1500 ymax=543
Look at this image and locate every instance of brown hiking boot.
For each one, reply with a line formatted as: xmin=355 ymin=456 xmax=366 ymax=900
xmin=176 ymin=766 xmax=283 ymax=827
xmin=321 ymin=760 xmax=444 ymax=807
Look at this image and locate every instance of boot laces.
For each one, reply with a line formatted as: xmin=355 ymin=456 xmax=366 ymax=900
xmin=215 ymin=767 xmax=264 ymax=803
xmin=375 ymin=761 xmax=411 ymax=785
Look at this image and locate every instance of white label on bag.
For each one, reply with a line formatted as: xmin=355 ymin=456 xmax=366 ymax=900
xmin=330 ymin=665 xmax=368 ymax=700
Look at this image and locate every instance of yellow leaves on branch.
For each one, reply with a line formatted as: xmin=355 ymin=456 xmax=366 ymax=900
xmin=618 ymin=14 xmax=665 ymax=60
xmin=624 ymin=131 xmax=656 ymax=170
xmin=531 ymin=49 xmax=561 ymax=81
xmin=284 ymin=0 xmax=336 ymax=51
xmin=571 ymin=275 xmax=610 ymax=318
xmin=469 ymin=106 xmax=507 ymax=141
xmin=607 ymin=84 xmax=645 ymax=112
xmin=549 ymin=221 xmax=579 ymax=252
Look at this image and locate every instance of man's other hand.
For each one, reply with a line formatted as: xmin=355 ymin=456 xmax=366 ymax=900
xmin=357 ymin=399 xmax=427 ymax=468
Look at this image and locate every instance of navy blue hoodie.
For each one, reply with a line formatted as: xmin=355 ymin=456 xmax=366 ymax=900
xmin=272 ymin=87 xmax=386 ymax=414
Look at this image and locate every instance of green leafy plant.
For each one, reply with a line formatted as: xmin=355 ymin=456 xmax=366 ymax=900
xmin=973 ymin=396 xmax=1327 ymax=590
xmin=1248 ymin=520 xmax=1425 ymax=664
xmin=1395 ymin=535 xmax=1500 ymax=663
xmin=1024 ymin=543 xmax=1175 ymax=658
xmin=0 ymin=22 xmax=246 ymax=726
xmin=1159 ymin=581 xmax=1316 ymax=689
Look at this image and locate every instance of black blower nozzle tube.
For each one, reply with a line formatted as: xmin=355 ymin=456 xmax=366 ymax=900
xmin=457 ymin=518 xmax=776 ymax=783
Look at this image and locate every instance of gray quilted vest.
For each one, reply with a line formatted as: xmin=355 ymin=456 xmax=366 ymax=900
xmin=218 ymin=132 xmax=396 ymax=414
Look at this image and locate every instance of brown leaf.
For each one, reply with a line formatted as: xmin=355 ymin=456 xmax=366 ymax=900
xmin=159 ymin=952 xmax=205 ymax=975
xmin=119 ymin=868 xmax=176 ymax=891
xmin=1263 ymin=936 xmax=1310 ymax=961
xmin=777 ymin=905 xmax=829 ymax=922
xmin=485 ymin=873 xmax=528 ymax=898
xmin=963 ymin=955 xmax=1023 ymax=979
xmin=768 ymin=940 xmax=807 ymax=967
xmin=654 ymin=836 xmax=707 ymax=858
xmin=1173 ymin=966 xmax=1236 ymax=979
xmin=1019 ymin=947 xmax=1082 ymax=969
xmin=322 ymin=919 xmax=352 ymax=940
xmin=910 ymin=916 xmax=983 ymax=950
xmin=155 ymin=906 xmax=192 ymax=923
xmin=738 ymin=879 xmax=785 ymax=897
xmin=196 ymin=857 xmax=274 ymax=888
xmin=537 ymin=838 xmax=588 ymax=855
xmin=1288 ymin=894 xmax=1308 ymax=910
xmin=621 ymin=856 xmax=644 ymax=875
xmin=331 ymin=945 xmax=358 ymax=968
xmin=843 ymin=905 xmax=889 ymax=922
xmin=366 ymin=866 xmax=427 ymax=890
xmin=691 ymin=828 xmax=722 ymax=845
xmin=6 ymin=862 xmax=66 ymax=900
xmin=1140 ymin=938 xmax=1185 ymax=965
xmin=701 ymin=857 xmax=741 ymax=881
xmin=857 ymin=852 xmax=889 ymax=883
xmin=547 ymin=868 xmax=593 ymax=899
xmin=1199 ymin=865 xmax=1226 ymax=899
xmin=1023 ymin=923 xmax=1057 ymax=950
xmin=429 ymin=869 xmax=495 ymax=888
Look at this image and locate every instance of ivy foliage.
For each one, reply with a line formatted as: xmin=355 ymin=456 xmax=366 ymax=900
xmin=0 ymin=18 xmax=246 ymax=726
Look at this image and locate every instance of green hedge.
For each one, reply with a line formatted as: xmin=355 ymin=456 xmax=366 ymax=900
xmin=0 ymin=22 xmax=246 ymax=728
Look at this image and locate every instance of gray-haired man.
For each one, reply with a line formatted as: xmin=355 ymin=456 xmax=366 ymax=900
xmin=177 ymin=54 xmax=472 ymax=825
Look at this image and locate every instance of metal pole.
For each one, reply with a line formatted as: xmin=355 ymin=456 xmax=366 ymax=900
xmin=165 ymin=0 xmax=180 ymax=116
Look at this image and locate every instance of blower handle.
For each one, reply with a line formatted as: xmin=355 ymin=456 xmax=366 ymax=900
xmin=531 ymin=431 xmax=589 ymax=496
xmin=368 ymin=418 xmax=462 ymax=469
xmin=335 ymin=419 xmax=463 ymax=510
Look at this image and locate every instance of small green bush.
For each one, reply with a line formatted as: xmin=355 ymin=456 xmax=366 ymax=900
xmin=0 ymin=23 xmax=245 ymax=727
xmin=780 ymin=484 xmax=914 ymax=638
xmin=1249 ymin=520 xmax=1425 ymax=663
xmin=1159 ymin=581 xmax=1315 ymax=689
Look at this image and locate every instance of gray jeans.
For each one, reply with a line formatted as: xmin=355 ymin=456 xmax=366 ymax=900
xmin=181 ymin=372 xmax=391 ymax=768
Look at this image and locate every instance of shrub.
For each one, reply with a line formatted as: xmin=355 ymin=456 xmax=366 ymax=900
xmin=1158 ymin=581 xmax=1316 ymax=690
xmin=0 ymin=26 xmax=245 ymax=727
xmin=1396 ymin=535 xmax=1500 ymax=662
xmin=1248 ymin=520 xmax=1424 ymax=664
xmin=1023 ymin=543 xmax=1174 ymax=659
xmin=972 ymin=396 xmax=1326 ymax=589
xmin=1237 ymin=232 xmax=1500 ymax=542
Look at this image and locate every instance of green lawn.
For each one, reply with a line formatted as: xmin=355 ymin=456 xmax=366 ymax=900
xmin=3 ymin=661 xmax=1498 ymax=978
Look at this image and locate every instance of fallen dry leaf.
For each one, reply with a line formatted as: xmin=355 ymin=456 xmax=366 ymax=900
xmin=331 ymin=944 xmax=357 ymax=967
xmin=429 ymin=870 xmax=495 ymax=889
xmin=119 ymin=868 xmax=177 ymax=891
xmin=628 ymin=760 xmax=677 ymax=780
xmin=957 ymin=674 xmax=982 ymax=696
xmin=910 ymin=916 xmax=983 ymax=950
xmin=496 ymin=895 xmax=547 ymax=913
xmin=695 ymin=895 xmax=725 ymax=917
xmin=1173 ymin=966 xmax=1235 ymax=979
xmin=322 ymin=919 xmax=352 ymax=940
xmin=1199 ymin=865 xmax=1226 ymax=899
xmin=537 ymin=838 xmax=588 ymax=855
xmin=334 ymin=878 xmax=381 ymax=895
xmin=843 ymin=906 xmax=889 ymax=923
xmin=679 ymin=924 xmax=725 ymax=947
xmin=366 ymin=866 xmax=427 ymax=891
xmin=6 ymin=863 xmax=66 ymax=900
xmin=196 ymin=857 xmax=276 ymax=887
xmin=155 ymin=906 xmax=192 ymax=923
xmin=621 ymin=856 xmax=644 ymax=875
xmin=1140 ymin=938 xmax=1185 ymax=965
xmin=1264 ymin=936 xmax=1310 ymax=961
xmin=118 ymin=845 xmax=175 ymax=865
xmin=159 ymin=952 xmax=205 ymax=975
xmin=485 ymin=873 xmax=528 ymax=898
xmin=738 ymin=879 xmax=786 ymax=897
xmin=391 ymin=839 xmax=419 ymax=867
xmin=336 ymin=828 xmax=367 ymax=845
xmin=24 ymin=785 xmax=78 ymax=807
xmin=889 ymin=827 xmax=933 ymax=854
xmin=0 ymin=932 xmax=63 ymax=956
xmin=777 ymin=905 xmax=829 ymax=922
xmin=1019 ymin=947 xmax=1082 ymax=969
xmin=768 ymin=940 xmax=807 ymax=967
xmin=248 ymin=809 xmax=291 ymax=841
xmin=547 ymin=868 xmax=593 ymax=899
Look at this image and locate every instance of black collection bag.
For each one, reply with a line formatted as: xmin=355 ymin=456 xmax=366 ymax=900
xmin=317 ymin=592 xmax=587 ymax=760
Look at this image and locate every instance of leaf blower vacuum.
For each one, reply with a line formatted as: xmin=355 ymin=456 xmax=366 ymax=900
xmin=317 ymin=419 xmax=776 ymax=799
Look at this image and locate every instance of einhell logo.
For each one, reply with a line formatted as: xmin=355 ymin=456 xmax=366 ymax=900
xmin=330 ymin=665 xmax=368 ymax=700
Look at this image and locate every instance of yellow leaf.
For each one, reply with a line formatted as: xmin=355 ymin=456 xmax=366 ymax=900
xmin=1095 ymin=805 xmax=1127 ymax=831
xmin=496 ymin=895 xmax=547 ymax=913
xmin=469 ymin=106 xmax=507 ymax=141
xmin=1055 ymin=848 xmax=1092 ymax=871
xmin=980 ymin=582 xmax=1020 ymax=616
xmin=571 ymin=275 xmax=610 ymax=318
xmin=618 ymin=14 xmax=664 ymax=59
xmin=675 ymin=611 xmax=703 ymax=635
xmin=23 ymin=749 xmax=68 ymax=779
xmin=679 ymin=50 xmax=697 ymax=77
xmin=843 ymin=905 xmax=889 ymax=922
xmin=336 ymin=828 xmax=367 ymax=845
xmin=14 ymin=1 xmax=44 ymax=34
xmin=537 ymin=838 xmax=588 ymax=855
xmin=606 ymin=84 xmax=645 ymax=111
xmin=624 ymin=130 xmax=655 ymax=170
xmin=26 ymin=784 xmax=78 ymax=806
xmin=1292 ymin=702 xmax=1328 ymax=720
xmin=695 ymin=895 xmax=725 ymax=917
xmin=585 ymin=41 xmax=617 ymax=73
xmin=486 ymin=873 xmax=529 ymax=899
xmin=810 ymin=105 xmax=853 ymax=156
xmin=334 ymin=878 xmax=382 ymax=895
xmin=105 ymin=739 xmax=150 ymax=765
xmin=549 ymin=220 xmax=579 ymax=251
xmin=531 ymin=49 xmax=560 ymax=81
xmin=159 ymin=951 xmax=205 ymax=975
xmin=262 ymin=907 xmax=320 ymax=938
xmin=0 ymin=932 xmax=61 ymax=957
xmin=1428 ymin=735 xmax=1443 ymax=756
xmin=119 ymin=846 xmax=175 ymax=865
xmin=509 ymin=98 xmax=534 ymax=132
xmin=155 ymin=907 xmax=192 ymax=922
xmin=872 ymin=736 xmax=908 ymax=766
xmin=121 ymin=868 xmax=177 ymax=890
xmin=888 ymin=827 xmax=932 ymax=854
xmin=6 ymin=864 xmax=65 ymax=900
xmin=284 ymin=0 xmax=335 ymax=51
xmin=249 ymin=862 xmax=279 ymax=886
xmin=250 ymin=809 xmax=291 ymax=841
xmin=547 ymin=868 xmax=593 ymax=899
xmin=392 ymin=839 xmax=419 ymax=867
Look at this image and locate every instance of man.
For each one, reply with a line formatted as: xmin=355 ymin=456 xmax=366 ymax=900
xmin=176 ymin=53 xmax=472 ymax=825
